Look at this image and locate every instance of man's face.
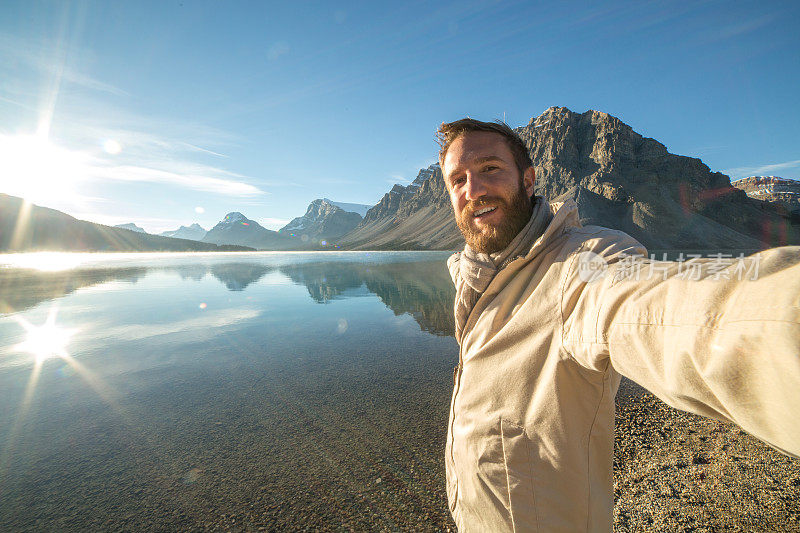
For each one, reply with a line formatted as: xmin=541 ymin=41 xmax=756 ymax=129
xmin=443 ymin=131 xmax=535 ymax=254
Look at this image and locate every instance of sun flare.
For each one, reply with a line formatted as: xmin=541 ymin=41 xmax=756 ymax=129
xmin=13 ymin=309 xmax=76 ymax=363
xmin=2 ymin=252 xmax=88 ymax=272
xmin=0 ymin=133 xmax=93 ymax=206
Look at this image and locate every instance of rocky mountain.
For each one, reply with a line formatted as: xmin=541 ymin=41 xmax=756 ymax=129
xmin=360 ymin=165 xmax=437 ymax=224
xmin=0 ymin=194 xmax=252 ymax=253
xmin=731 ymin=176 xmax=800 ymax=219
xmin=340 ymin=107 xmax=800 ymax=251
xmin=514 ymin=107 xmax=800 ymax=249
xmin=160 ymin=223 xmax=207 ymax=241
xmin=202 ymin=212 xmax=295 ymax=250
xmin=338 ymin=164 xmax=462 ymax=249
xmin=279 ymin=199 xmax=363 ymax=243
xmin=114 ymin=223 xmax=147 ymax=233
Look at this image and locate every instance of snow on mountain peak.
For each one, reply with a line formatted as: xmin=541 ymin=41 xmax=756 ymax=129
xmin=223 ymin=212 xmax=248 ymax=223
xmin=412 ymin=163 xmax=439 ymax=187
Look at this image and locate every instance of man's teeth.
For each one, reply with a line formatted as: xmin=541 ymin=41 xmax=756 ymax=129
xmin=474 ymin=206 xmax=496 ymax=217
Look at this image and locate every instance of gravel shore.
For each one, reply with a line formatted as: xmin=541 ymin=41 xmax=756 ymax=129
xmin=614 ymin=379 xmax=800 ymax=532
xmin=2 ymin=370 xmax=798 ymax=532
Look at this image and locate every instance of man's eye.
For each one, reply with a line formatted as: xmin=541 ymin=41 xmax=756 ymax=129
xmin=484 ymin=165 xmax=499 ymax=172
xmin=452 ymin=177 xmax=466 ymax=186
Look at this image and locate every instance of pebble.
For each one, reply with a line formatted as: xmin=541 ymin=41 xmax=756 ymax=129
xmin=613 ymin=379 xmax=800 ymax=531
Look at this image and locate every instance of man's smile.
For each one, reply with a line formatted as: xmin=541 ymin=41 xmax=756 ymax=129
xmin=466 ymin=202 xmax=506 ymax=229
xmin=473 ymin=206 xmax=497 ymax=218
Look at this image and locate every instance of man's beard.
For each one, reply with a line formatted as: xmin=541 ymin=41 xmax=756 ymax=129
xmin=455 ymin=183 xmax=532 ymax=254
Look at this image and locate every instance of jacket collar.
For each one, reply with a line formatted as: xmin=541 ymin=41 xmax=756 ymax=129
xmin=526 ymin=197 xmax=581 ymax=258
xmin=448 ymin=197 xmax=582 ymax=283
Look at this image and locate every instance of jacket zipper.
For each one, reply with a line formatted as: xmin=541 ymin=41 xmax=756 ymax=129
xmin=447 ymin=255 xmax=524 ymax=510
xmin=448 ymin=341 xmax=464 ymax=509
xmin=448 ymin=207 xmax=567 ymax=513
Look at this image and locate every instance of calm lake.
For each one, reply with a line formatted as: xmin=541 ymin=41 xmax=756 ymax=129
xmin=0 ymin=251 xmax=459 ymax=531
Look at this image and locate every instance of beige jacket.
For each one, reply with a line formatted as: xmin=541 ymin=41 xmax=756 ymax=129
xmin=445 ymin=198 xmax=800 ymax=532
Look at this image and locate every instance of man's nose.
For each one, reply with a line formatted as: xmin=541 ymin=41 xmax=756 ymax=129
xmin=464 ymin=173 xmax=487 ymax=201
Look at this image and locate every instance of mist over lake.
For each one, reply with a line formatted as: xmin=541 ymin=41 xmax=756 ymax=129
xmin=0 ymin=251 xmax=459 ymax=531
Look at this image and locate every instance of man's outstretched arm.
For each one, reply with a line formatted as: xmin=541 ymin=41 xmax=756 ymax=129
xmin=561 ymin=230 xmax=800 ymax=457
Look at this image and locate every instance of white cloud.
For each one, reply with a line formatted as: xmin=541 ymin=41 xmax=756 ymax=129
xmin=723 ymin=159 xmax=800 ymax=178
xmin=60 ymin=122 xmax=237 ymax=160
xmin=261 ymin=217 xmax=291 ymax=230
xmin=182 ymin=142 xmax=229 ymax=158
xmin=61 ymin=70 xmax=130 ymax=97
xmin=698 ymin=14 xmax=777 ymax=45
xmin=99 ymin=164 xmax=264 ymax=196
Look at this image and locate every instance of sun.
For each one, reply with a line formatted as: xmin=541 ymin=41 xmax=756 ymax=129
xmin=103 ymin=139 xmax=122 ymax=154
xmin=0 ymin=133 xmax=93 ymax=207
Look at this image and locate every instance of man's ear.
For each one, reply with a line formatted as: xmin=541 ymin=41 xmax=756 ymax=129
xmin=523 ymin=167 xmax=535 ymax=197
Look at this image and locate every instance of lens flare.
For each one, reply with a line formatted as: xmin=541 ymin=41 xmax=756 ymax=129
xmin=13 ymin=309 xmax=76 ymax=363
xmin=103 ymin=139 xmax=122 ymax=154
xmin=2 ymin=306 xmax=129 ymax=485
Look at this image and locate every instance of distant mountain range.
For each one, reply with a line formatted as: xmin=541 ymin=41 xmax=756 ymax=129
xmin=160 ymin=223 xmax=207 ymax=241
xmin=731 ymin=176 xmax=800 ymax=220
xmin=3 ymin=106 xmax=798 ymax=253
xmin=114 ymin=223 xmax=147 ymax=233
xmin=114 ymin=200 xmax=374 ymax=250
xmin=0 ymin=194 xmax=252 ymax=253
xmin=201 ymin=212 xmax=296 ymax=250
xmin=279 ymin=198 xmax=365 ymax=243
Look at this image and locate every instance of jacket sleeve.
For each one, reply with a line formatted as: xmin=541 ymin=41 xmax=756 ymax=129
xmin=561 ymin=229 xmax=800 ymax=458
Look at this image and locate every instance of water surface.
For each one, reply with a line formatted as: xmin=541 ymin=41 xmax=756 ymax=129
xmin=0 ymin=251 xmax=459 ymax=531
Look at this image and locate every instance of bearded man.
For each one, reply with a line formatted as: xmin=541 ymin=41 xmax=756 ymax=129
xmin=439 ymin=118 xmax=800 ymax=532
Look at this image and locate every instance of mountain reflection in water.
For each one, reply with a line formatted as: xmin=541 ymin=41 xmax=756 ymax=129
xmin=278 ymin=261 xmax=455 ymax=336
xmin=0 ymin=253 xmax=455 ymax=336
xmin=0 ymin=267 xmax=149 ymax=314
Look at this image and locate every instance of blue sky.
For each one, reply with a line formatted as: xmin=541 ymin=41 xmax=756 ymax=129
xmin=0 ymin=0 xmax=798 ymax=232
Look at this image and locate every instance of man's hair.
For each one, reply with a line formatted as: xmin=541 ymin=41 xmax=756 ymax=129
xmin=436 ymin=118 xmax=533 ymax=176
